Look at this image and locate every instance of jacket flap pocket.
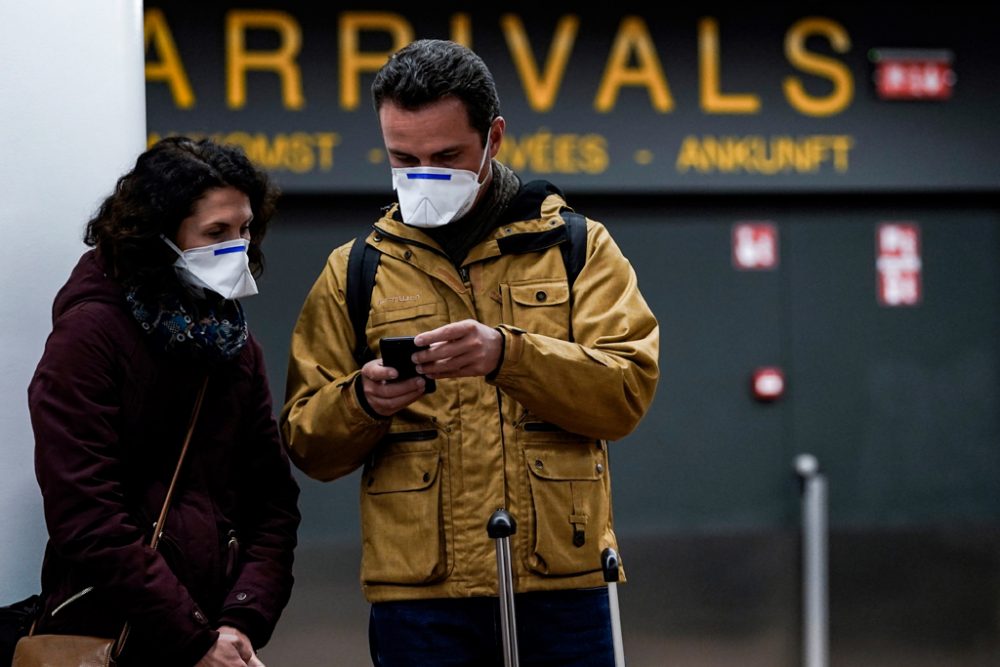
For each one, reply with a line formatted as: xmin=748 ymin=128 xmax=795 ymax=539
xmin=510 ymin=282 xmax=568 ymax=307
xmin=371 ymin=302 xmax=437 ymax=326
xmin=525 ymin=446 xmax=600 ymax=481
xmin=366 ymin=450 xmax=440 ymax=494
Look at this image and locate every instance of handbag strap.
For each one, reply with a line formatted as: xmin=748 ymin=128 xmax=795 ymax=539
xmin=149 ymin=375 xmax=210 ymax=550
xmin=114 ymin=374 xmax=210 ymax=657
xmin=29 ymin=376 xmax=211 ymax=645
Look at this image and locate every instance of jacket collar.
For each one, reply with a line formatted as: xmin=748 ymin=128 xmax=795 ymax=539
xmin=373 ymin=179 xmax=574 ymax=266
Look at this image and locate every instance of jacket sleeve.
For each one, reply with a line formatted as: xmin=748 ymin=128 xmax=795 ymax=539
xmin=281 ymin=242 xmax=391 ymax=481
xmin=29 ymin=303 xmax=218 ymax=665
xmin=217 ymin=337 xmax=301 ymax=649
xmin=491 ymin=220 xmax=660 ymax=441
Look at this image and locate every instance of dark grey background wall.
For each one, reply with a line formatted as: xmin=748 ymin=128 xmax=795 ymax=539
xmin=247 ymin=193 xmax=1000 ymax=541
xmin=247 ymin=192 xmax=1000 ymax=666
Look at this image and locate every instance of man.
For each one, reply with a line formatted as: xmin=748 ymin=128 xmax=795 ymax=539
xmin=281 ymin=39 xmax=659 ymax=666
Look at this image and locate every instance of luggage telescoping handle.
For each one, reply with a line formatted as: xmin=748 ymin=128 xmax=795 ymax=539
xmin=601 ymin=547 xmax=627 ymax=667
xmin=487 ymin=509 xmax=520 ymax=667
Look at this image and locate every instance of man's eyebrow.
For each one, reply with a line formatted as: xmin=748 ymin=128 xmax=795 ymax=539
xmin=430 ymin=147 xmax=461 ymax=158
xmin=387 ymin=144 xmax=464 ymax=160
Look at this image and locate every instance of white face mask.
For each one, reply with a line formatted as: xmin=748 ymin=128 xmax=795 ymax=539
xmin=162 ymin=236 xmax=258 ymax=300
xmin=391 ymin=136 xmax=491 ymax=228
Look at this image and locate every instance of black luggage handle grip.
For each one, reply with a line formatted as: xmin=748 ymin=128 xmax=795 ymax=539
xmin=487 ymin=508 xmax=517 ymax=538
xmin=602 ymin=547 xmax=621 ymax=583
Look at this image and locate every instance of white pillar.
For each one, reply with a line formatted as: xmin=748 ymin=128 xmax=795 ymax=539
xmin=0 ymin=0 xmax=146 ymax=599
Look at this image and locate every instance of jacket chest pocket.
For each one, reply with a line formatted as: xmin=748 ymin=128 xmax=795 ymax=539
xmin=501 ymin=281 xmax=570 ymax=340
xmin=367 ymin=302 xmax=440 ymax=350
xmin=360 ymin=431 xmax=450 ymax=585
xmin=522 ymin=438 xmax=611 ymax=576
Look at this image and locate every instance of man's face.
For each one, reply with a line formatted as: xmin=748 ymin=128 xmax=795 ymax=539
xmin=379 ymin=96 xmax=502 ymax=176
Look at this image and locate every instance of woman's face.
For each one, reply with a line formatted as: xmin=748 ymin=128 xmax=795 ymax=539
xmin=174 ymin=186 xmax=253 ymax=251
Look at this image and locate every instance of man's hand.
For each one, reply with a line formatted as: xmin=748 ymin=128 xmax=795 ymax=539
xmin=359 ymin=320 xmax=501 ymax=415
xmin=413 ymin=320 xmax=503 ymax=378
xmin=360 ymin=358 xmax=429 ymax=417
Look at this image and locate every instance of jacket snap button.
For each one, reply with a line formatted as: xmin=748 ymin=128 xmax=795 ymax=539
xmin=422 ymin=472 xmax=430 ymax=483
xmin=373 ymin=233 xmax=382 ymax=242
xmin=535 ymin=291 xmax=547 ymax=302
xmin=236 ymin=592 xmax=248 ymax=601
xmin=596 ymin=463 xmax=604 ymax=474
xmin=404 ymin=250 xmax=412 ymax=259
xmin=535 ymin=459 xmax=544 ymax=469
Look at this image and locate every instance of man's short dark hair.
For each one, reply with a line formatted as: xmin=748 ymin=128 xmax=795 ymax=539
xmin=371 ymin=39 xmax=501 ymax=144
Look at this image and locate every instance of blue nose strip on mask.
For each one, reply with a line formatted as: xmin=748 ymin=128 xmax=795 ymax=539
xmin=214 ymin=245 xmax=246 ymax=256
xmin=407 ymin=173 xmax=451 ymax=180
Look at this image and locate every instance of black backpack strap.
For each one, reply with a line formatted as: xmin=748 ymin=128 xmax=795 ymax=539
xmin=560 ymin=210 xmax=587 ymax=290
xmin=559 ymin=210 xmax=588 ymax=343
xmin=346 ymin=236 xmax=381 ymax=366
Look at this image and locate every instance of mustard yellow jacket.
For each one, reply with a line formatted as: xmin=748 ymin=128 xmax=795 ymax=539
xmin=281 ymin=183 xmax=659 ymax=602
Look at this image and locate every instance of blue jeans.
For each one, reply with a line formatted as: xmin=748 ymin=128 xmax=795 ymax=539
xmin=369 ymin=588 xmax=614 ymax=666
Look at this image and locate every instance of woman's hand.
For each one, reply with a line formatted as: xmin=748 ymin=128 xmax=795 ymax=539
xmin=196 ymin=626 xmax=265 ymax=666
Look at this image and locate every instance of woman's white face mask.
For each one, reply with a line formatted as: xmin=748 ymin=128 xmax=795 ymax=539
xmin=391 ymin=137 xmax=491 ymax=228
xmin=162 ymin=236 xmax=258 ymax=300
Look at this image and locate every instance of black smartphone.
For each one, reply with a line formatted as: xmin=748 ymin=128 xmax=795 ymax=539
xmin=379 ymin=336 xmax=436 ymax=393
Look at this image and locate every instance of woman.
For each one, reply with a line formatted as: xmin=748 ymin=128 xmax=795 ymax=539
xmin=27 ymin=137 xmax=300 ymax=666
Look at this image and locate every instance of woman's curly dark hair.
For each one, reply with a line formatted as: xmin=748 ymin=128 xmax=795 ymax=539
xmin=85 ymin=136 xmax=280 ymax=285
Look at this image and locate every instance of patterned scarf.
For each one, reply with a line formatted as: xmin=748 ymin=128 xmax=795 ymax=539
xmin=126 ymin=281 xmax=248 ymax=362
xmin=424 ymin=159 xmax=521 ymax=265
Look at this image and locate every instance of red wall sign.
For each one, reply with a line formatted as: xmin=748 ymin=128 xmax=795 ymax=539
xmin=732 ymin=222 xmax=779 ymax=270
xmin=870 ymin=48 xmax=955 ymax=101
xmin=876 ymin=223 xmax=922 ymax=306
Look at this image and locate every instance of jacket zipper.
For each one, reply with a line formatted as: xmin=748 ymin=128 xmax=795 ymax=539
xmin=495 ymin=388 xmax=509 ymax=508
xmin=523 ymin=421 xmax=563 ymax=432
xmin=225 ymin=529 xmax=239 ymax=583
xmin=49 ymin=586 xmax=94 ymax=617
xmin=381 ymin=429 xmax=438 ymax=443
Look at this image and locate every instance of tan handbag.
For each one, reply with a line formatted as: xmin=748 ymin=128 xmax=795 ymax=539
xmin=13 ymin=378 xmax=210 ymax=667
xmin=12 ymin=634 xmax=114 ymax=667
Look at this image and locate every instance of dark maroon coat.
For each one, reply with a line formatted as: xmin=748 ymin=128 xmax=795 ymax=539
xmin=28 ymin=250 xmax=300 ymax=666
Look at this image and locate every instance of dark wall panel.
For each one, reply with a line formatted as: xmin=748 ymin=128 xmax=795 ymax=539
xmin=248 ymin=193 xmax=1000 ymax=544
xmin=784 ymin=206 xmax=1000 ymax=524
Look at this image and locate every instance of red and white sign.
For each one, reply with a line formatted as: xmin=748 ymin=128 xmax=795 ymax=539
xmin=732 ymin=222 xmax=778 ymax=270
xmin=876 ymin=223 xmax=922 ymax=307
xmin=871 ymin=48 xmax=955 ymax=101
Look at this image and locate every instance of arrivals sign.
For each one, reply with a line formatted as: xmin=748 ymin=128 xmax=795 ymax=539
xmin=143 ymin=5 xmax=1000 ymax=194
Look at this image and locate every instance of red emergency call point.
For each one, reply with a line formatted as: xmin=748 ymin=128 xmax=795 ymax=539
xmin=752 ymin=367 xmax=785 ymax=402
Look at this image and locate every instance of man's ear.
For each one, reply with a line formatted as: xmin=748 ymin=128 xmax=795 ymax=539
xmin=488 ymin=116 xmax=505 ymax=157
